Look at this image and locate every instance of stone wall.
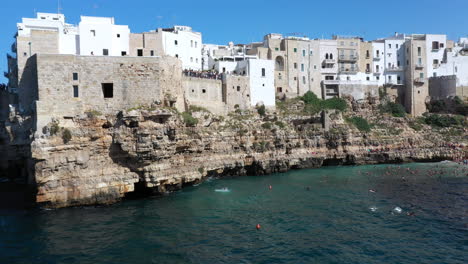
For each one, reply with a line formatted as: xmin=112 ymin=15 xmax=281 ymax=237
xmin=182 ymin=76 xmax=226 ymax=114
xmin=429 ymin=75 xmax=457 ymax=99
xmin=224 ymin=75 xmax=251 ymax=111
xmin=339 ymin=84 xmax=378 ymax=100
xmin=34 ymin=54 xmax=183 ymax=129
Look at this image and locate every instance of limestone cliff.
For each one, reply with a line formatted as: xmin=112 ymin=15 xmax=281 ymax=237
xmin=1 ymin=98 xmax=467 ymax=208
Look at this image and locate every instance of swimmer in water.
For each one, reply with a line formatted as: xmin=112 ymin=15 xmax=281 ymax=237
xmin=369 ymin=189 xmax=376 ymax=193
xmin=306 ymin=186 xmax=311 ymax=191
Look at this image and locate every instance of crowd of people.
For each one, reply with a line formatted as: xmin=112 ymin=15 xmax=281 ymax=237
xmin=183 ymin=69 xmax=222 ymax=80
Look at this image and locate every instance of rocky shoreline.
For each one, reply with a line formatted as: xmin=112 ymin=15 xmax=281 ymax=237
xmin=1 ymin=97 xmax=466 ymax=208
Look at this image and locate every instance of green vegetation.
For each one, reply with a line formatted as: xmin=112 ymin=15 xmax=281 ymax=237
xmin=274 ymin=121 xmax=286 ymax=129
xmin=423 ymin=114 xmax=465 ymax=128
xmin=50 ymin=122 xmax=60 ymax=136
xmin=346 ymin=116 xmax=372 ymax=132
xmin=257 ymin=105 xmax=266 ymax=116
xmin=261 ymin=122 xmax=272 ymax=130
xmin=198 ymin=167 xmax=204 ymax=174
xmin=378 ymin=87 xmax=387 ymax=100
xmin=86 ymin=110 xmax=103 ymax=119
xmin=300 ymin=91 xmax=348 ymax=114
xmin=409 ymin=119 xmax=424 ymax=131
xmin=427 ymin=100 xmax=446 ymax=113
xmin=182 ymin=112 xmax=199 ymax=127
xmin=189 ymin=105 xmax=210 ymax=113
xmin=379 ymin=102 xmax=406 ymax=117
xmin=62 ymin=128 xmax=72 ymax=144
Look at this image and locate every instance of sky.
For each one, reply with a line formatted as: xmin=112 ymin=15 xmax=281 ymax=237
xmin=1 ymin=0 xmax=467 ymax=83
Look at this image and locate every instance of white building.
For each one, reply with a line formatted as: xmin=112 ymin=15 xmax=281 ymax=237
xmin=78 ymin=16 xmax=130 ymax=56
xmin=383 ymin=34 xmax=406 ymax=86
xmin=236 ymin=59 xmax=275 ymax=108
xmin=434 ymin=41 xmax=468 ymax=87
xmin=17 ymin=12 xmax=79 ymax=55
xmin=156 ymin=26 xmax=202 ymax=70
xmin=371 ymin=41 xmax=385 ymax=86
xmin=425 ymin=34 xmax=447 ymax=78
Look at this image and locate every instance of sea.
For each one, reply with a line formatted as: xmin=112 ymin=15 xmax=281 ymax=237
xmin=0 ymin=162 xmax=467 ymax=264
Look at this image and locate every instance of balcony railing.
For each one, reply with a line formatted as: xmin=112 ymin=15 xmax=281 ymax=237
xmin=323 ymin=59 xmax=336 ymax=64
xmin=338 ymin=55 xmax=358 ymax=62
xmin=414 ymin=78 xmax=425 ymax=84
xmin=373 ymin=56 xmax=381 ymax=61
xmin=415 ymin=64 xmax=424 ymax=69
xmin=386 ymin=66 xmax=404 ymax=72
xmin=338 ymin=67 xmax=359 ymax=74
xmin=373 ymin=71 xmax=381 ymax=75
xmin=322 ymin=80 xmax=340 ymax=85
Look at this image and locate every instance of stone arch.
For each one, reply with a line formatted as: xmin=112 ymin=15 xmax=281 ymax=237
xmin=275 ymin=56 xmax=284 ymax=71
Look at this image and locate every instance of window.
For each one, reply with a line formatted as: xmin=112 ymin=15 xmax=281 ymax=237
xmin=121 ymin=51 xmax=127 ymax=56
xmin=73 ymin=85 xmax=79 ymax=98
xmin=294 ymin=63 xmax=297 ymax=69
xmin=314 ymin=65 xmax=317 ymax=69
xmin=190 ymin=57 xmax=193 ymax=62
xmin=195 ymin=41 xmax=197 ymax=48
xmin=433 ymin=72 xmax=437 ymax=77
xmin=376 ymin=76 xmax=380 ymax=80
xmin=196 ymin=58 xmax=198 ymax=63
xmin=397 ymin=61 xmax=400 ymax=67
xmin=432 ymin=41 xmax=439 ymax=50
xmin=302 ymin=76 xmax=306 ymax=84
xmin=261 ymin=68 xmax=266 ymax=77
xmin=275 ymin=47 xmax=279 ymax=51
xmin=175 ymin=54 xmax=179 ymax=58
xmin=103 ymin=49 xmax=109 ymax=56
xmin=397 ymin=76 xmax=401 ymax=84
xmin=418 ymin=58 xmax=422 ymax=65
xmin=117 ymin=34 xmax=120 ymax=38
xmin=396 ymin=44 xmax=399 ymax=49
xmin=137 ymin=49 xmax=143 ymax=56
xmin=73 ymin=73 xmax=78 ymax=81
xmin=91 ymin=30 xmax=96 ymax=36
xmin=326 ymin=53 xmax=329 ymax=59
xmin=389 ymin=76 xmax=392 ymax=81
xmin=302 ymin=50 xmax=306 ymax=56
xmin=417 ymin=47 xmax=421 ymax=56
xmin=277 ymin=87 xmax=283 ymax=93
xmin=389 ymin=44 xmax=392 ymax=48
xmin=237 ymin=86 xmax=240 ymax=91
xmin=440 ymin=43 xmax=444 ymax=48
xmin=294 ymin=77 xmax=297 ymax=81
xmin=150 ymin=50 xmax=154 ymax=56
xmin=23 ymin=52 xmax=27 ymax=56
xmin=102 ymin=83 xmax=114 ymax=98
xmin=420 ymin=73 xmax=424 ymax=78
xmin=301 ymin=64 xmax=304 ymax=72
xmin=366 ymin=77 xmax=370 ymax=81
xmin=376 ymin=50 xmax=379 ymax=57
xmin=310 ymin=50 xmax=313 ymax=55
xmin=175 ymin=40 xmax=178 ymax=45
xmin=325 ymin=76 xmax=334 ymax=80
xmin=191 ymin=40 xmax=193 ymax=47
xmin=433 ymin=59 xmax=438 ymax=65
xmin=293 ymin=48 xmax=297 ymax=52
xmin=202 ymin=89 xmax=206 ymax=93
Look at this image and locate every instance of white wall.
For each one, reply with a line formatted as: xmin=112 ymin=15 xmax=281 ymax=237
xmin=161 ymin=27 xmax=202 ymax=70
xmin=239 ymin=59 xmax=275 ymax=108
xmin=79 ymin=16 xmax=129 ymax=56
xmin=372 ymin=42 xmax=385 ymax=86
xmin=425 ymin=34 xmax=447 ymax=77
xmin=434 ymin=47 xmax=468 ymax=86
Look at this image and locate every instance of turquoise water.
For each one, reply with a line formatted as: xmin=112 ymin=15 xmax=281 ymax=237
xmin=1 ymin=162 xmax=467 ymax=264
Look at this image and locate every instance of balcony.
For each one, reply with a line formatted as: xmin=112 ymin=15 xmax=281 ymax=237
xmin=415 ymin=64 xmax=424 ymax=69
xmin=414 ymin=78 xmax=425 ymax=84
xmin=373 ymin=71 xmax=381 ymax=75
xmin=338 ymin=67 xmax=359 ymax=74
xmin=338 ymin=55 xmax=358 ymax=62
xmin=322 ymin=80 xmax=340 ymax=85
xmin=373 ymin=56 xmax=381 ymax=61
xmin=321 ymin=67 xmax=337 ymax=74
xmin=323 ymin=59 xmax=336 ymax=64
xmin=386 ymin=66 xmax=404 ymax=72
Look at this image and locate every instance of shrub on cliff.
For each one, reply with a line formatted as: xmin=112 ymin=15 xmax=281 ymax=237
xmin=300 ymin=91 xmax=347 ymax=113
xmin=50 ymin=123 xmax=60 ymax=136
xmin=346 ymin=116 xmax=372 ymax=132
xmin=182 ymin=112 xmax=198 ymax=127
xmin=257 ymin=105 xmax=266 ymax=116
xmin=261 ymin=122 xmax=272 ymax=129
xmin=62 ymin=129 xmax=72 ymax=144
xmin=424 ymin=114 xmax=465 ymax=128
xmin=379 ymin=102 xmax=406 ymax=117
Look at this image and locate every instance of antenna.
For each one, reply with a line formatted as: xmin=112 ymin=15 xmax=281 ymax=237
xmin=57 ymin=0 xmax=62 ymax=15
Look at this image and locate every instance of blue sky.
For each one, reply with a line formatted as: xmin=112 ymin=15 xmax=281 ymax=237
xmin=1 ymin=0 xmax=467 ymax=83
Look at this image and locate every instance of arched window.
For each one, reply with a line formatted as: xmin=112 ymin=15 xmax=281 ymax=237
xmin=325 ymin=53 xmax=329 ymax=59
xmin=275 ymin=56 xmax=284 ymax=71
xmin=330 ymin=54 xmax=333 ymax=59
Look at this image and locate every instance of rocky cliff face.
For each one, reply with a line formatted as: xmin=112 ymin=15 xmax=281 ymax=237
xmin=1 ymin=98 xmax=467 ymax=208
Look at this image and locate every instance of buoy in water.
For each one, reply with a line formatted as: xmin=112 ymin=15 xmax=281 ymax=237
xmin=256 ymin=224 xmax=261 ymax=230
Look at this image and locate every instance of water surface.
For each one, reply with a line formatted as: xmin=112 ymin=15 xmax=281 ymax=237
xmin=1 ymin=162 xmax=467 ymax=263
